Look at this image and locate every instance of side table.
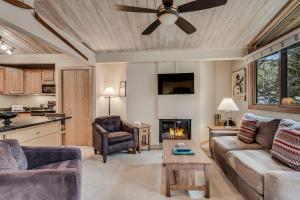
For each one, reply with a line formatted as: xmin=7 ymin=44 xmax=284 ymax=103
xmin=134 ymin=123 xmax=151 ymax=153
xmin=207 ymin=126 xmax=239 ymax=158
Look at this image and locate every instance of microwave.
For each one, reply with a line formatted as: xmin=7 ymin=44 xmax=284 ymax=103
xmin=42 ymin=83 xmax=56 ymax=94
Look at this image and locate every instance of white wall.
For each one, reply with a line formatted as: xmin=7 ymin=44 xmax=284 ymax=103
xmin=94 ymin=60 xmax=233 ymax=145
xmin=215 ymin=61 xmax=232 ymax=119
xmin=95 ymin=63 xmax=127 ymax=119
xmin=125 ymin=61 xmax=231 ymax=144
xmin=231 ymin=60 xmax=300 ymax=123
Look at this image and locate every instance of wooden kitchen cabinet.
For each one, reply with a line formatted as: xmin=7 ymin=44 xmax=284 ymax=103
xmin=4 ymin=67 xmax=24 ymax=94
xmin=3 ymin=122 xmax=62 ymax=146
xmin=42 ymin=69 xmax=55 ymax=82
xmin=24 ymin=69 xmax=42 ymax=94
xmin=0 ymin=67 xmax=5 ymax=93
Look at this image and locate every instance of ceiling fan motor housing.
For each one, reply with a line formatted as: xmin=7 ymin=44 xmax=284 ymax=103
xmin=157 ymin=5 xmax=179 ymax=25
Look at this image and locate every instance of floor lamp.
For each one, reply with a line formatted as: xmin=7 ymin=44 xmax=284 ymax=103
xmin=103 ymin=87 xmax=116 ymax=116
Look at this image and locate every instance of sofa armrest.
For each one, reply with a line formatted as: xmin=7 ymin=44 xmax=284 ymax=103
xmin=22 ymin=146 xmax=81 ymax=169
xmin=93 ymin=123 xmax=108 ymax=136
xmin=122 ymin=121 xmax=138 ymax=147
xmin=265 ymin=171 xmax=300 ymax=200
xmin=0 ymin=169 xmax=80 ymax=200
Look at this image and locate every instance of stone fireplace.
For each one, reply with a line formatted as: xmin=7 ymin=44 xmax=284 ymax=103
xmin=159 ymin=119 xmax=191 ymax=143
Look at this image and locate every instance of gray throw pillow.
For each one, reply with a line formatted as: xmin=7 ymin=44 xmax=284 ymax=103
xmin=255 ymin=119 xmax=281 ymax=149
xmin=3 ymin=139 xmax=28 ymax=170
xmin=0 ymin=141 xmax=18 ymax=172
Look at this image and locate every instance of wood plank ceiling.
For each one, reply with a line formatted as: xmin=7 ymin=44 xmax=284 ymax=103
xmin=35 ymin=0 xmax=289 ymax=53
xmin=0 ymin=24 xmax=61 ymax=54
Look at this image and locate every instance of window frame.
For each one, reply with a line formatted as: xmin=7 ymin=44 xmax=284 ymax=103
xmin=249 ymin=42 xmax=300 ymax=113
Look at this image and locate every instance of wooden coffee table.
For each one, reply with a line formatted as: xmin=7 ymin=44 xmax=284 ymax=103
xmin=163 ymin=140 xmax=213 ymax=198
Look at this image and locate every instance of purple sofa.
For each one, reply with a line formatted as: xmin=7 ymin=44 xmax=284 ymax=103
xmin=0 ymin=139 xmax=82 ymax=200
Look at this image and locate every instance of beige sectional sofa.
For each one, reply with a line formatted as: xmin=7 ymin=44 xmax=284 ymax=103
xmin=211 ymin=113 xmax=300 ymax=200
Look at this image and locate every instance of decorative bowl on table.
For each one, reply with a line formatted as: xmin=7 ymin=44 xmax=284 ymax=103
xmin=0 ymin=112 xmax=17 ymax=125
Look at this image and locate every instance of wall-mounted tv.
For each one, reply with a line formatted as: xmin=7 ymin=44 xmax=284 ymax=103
xmin=158 ymin=73 xmax=194 ymax=95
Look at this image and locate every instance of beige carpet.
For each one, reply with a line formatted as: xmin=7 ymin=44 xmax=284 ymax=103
xmin=81 ymin=147 xmax=244 ymax=200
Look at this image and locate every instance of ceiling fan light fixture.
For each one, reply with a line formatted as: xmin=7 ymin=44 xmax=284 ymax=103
xmin=6 ymin=49 xmax=13 ymax=55
xmin=1 ymin=42 xmax=7 ymax=50
xmin=158 ymin=13 xmax=178 ymax=25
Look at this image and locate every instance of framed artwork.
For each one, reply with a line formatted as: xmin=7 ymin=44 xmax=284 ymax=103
xmin=232 ymin=68 xmax=246 ymax=101
xmin=119 ymin=81 xmax=126 ymax=97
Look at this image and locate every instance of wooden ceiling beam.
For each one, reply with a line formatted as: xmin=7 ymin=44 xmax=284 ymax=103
xmin=3 ymin=0 xmax=33 ymax=9
xmin=248 ymin=0 xmax=300 ymax=51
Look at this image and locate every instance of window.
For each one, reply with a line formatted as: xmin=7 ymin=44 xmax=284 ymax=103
xmin=256 ymin=53 xmax=280 ymax=104
xmin=250 ymin=42 xmax=300 ymax=113
xmin=287 ymin=44 xmax=300 ymax=105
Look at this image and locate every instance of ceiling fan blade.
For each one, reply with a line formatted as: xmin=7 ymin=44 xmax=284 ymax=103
xmin=162 ymin=0 xmax=174 ymax=7
xmin=175 ymin=17 xmax=196 ymax=34
xmin=113 ymin=5 xmax=157 ymax=13
xmin=178 ymin=0 xmax=227 ymax=13
xmin=142 ymin=20 xmax=161 ymax=35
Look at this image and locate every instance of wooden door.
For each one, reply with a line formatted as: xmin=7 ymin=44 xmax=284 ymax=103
xmin=62 ymin=69 xmax=92 ymax=146
xmin=0 ymin=67 xmax=5 ymax=93
xmin=24 ymin=69 xmax=42 ymax=94
xmin=5 ymin=67 xmax=24 ymax=94
xmin=42 ymin=69 xmax=54 ymax=82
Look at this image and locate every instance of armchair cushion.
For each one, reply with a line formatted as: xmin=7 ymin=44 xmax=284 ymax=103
xmin=95 ymin=115 xmax=122 ymax=132
xmin=3 ymin=139 xmax=28 ymax=170
xmin=0 ymin=141 xmax=18 ymax=172
xmin=108 ymin=131 xmax=133 ymax=145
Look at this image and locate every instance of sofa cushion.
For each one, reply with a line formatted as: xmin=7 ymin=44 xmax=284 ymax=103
xmin=3 ymin=139 xmax=28 ymax=170
xmin=278 ymin=119 xmax=300 ymax=131
xmin=227 ymin=150 xmax=292 ymax=195
xmin=34 ymin=159 xmax=80 ymax=170
xmin=256 ymin=119 xmax=281 ymax=149
xmin=108 ymin=131 xmax=133 ymax=145
xmin=212 ymin=136 xmax=263 ymax=155
xmin=0 ymin=141 xmax=18 ymax=172
xmin=238 ymin=119 xmax=258 ymax=143
xmin=271 ymin=128 xmax=300 ymax=170
xmin=242 ymin=113 xmax=274 ymax=123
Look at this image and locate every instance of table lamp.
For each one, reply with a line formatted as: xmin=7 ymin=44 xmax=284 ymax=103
xmin=217 ymin=98 xmax=239 ymax=128
xmin=103 ymin=87 xmax=116 ymax=115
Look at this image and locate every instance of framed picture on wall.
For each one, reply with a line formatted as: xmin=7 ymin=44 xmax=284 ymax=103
xmin=120 ymin=81 xmax=126 ymax=97
xmin=232 ymin=68 xmax=246 ymax=101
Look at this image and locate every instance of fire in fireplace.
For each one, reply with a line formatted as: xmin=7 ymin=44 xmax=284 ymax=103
xmin=159 ymin=119 xmax=191 ymax=143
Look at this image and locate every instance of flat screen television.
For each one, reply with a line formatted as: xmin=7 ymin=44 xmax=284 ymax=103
xmin=158 ymin=73 xmax=194 ymax=95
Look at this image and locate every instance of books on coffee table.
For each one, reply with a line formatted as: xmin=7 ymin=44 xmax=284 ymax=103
xmin=172 ymin=143 xmax=195 ymax=155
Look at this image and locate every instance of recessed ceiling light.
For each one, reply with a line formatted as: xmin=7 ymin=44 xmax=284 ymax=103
xmin=6 ymin=49 xmax=13 ymax=55
xmin=1 ymin=42 xmax=7 ymax=50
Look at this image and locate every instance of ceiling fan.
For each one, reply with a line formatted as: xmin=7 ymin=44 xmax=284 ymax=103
xmin=113 ymin=0 xmax=227 ymax=35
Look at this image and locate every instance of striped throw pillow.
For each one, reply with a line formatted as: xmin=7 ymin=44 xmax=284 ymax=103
xmin=271 ymin=128 xmax=300 ymax=170
xmin=238 ymin=119 xmax=258 ymax=143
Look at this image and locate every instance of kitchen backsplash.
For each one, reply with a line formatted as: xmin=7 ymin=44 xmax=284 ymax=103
xmin=0 ymin=95 xmax=56 ymax=108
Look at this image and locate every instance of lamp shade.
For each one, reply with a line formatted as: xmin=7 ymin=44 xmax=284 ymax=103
xmin=103 ymin=87 xmax=116 ymax=97
xmin=217 ymin=98 xmax=239 ymax=111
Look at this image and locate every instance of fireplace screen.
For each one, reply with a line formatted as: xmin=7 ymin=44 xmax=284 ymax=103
xmin=159 ymin=119 xmax=191 ymax=143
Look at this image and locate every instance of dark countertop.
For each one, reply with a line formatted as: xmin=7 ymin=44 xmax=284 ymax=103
xmin=0 ymin=116 xmax=71 ymax=133
xmin=0 ymin=107 xmax=55 ymax=113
